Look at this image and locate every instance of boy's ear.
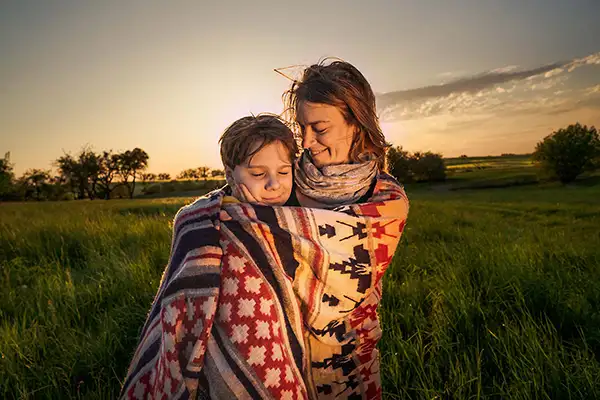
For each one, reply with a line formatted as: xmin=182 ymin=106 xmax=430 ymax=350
xmin=224 ymin=167 xmax=236 ymax=188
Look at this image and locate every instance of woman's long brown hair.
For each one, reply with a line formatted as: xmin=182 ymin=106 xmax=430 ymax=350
xmin=282 ymin=58 xmax=388 ymax=170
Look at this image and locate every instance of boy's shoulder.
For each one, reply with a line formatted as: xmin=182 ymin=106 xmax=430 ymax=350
xmin=172 ymin=187 xmax=226 ymax=227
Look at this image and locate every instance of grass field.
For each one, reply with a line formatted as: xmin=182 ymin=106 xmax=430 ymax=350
xmin=1 ymin=160 xmax=600 ymax=399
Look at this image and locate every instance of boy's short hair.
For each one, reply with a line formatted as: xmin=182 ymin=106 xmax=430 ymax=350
xmin=219 ymin=114 xmax=299 ymax=170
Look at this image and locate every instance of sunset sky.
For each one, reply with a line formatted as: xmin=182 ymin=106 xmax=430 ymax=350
xmin=2 ymin=1 xmax=599 ymax=177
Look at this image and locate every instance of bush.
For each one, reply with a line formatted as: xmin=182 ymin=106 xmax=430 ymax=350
xmin=60 ymin=192 xmax=76 ymax=201
xmin=387 ymin=146 xmax=413 ymax=183
xmin=410 ymin=152 xmax=447 ymax=182
xmin=141 ymin=183 xmax=162 ymax=195
xmin=386 ymin=146 xmax=446 ymax=183
xmin=533 ymin=123 xmax=600 ymax=183
xmin=160 ymin=181 xmax=177 ymax=193
xmin=110 ymin=184 xmax=129 ymax=199
xmin=175 ymin=180 xmax=197 ymax=192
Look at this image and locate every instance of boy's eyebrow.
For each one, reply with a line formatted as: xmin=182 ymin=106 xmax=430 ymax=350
xmin=247 ymin=162 xmax=292 ymax=168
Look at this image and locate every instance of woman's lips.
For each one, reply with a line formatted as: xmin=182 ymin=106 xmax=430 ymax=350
xmin=310 ymin=148 xmax=327 ymax=157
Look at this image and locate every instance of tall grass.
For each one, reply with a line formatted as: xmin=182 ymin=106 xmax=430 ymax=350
xmin=0 ymin=199 xmax=186 ymax=399
xmin=380 ymin=187 xmax=600 ymax=399
xmin=1 ymin=186 xmax=599 ymax=398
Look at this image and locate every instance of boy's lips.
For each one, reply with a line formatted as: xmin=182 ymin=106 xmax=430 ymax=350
xmin=262 ymin=194 xmax=283 ymax=202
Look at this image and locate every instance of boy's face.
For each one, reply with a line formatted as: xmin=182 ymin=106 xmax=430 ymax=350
xmin=231 ymin=140 xmax=293 ymax=206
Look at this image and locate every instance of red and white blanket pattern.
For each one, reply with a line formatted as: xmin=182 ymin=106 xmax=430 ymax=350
xmin=121 ymin=173 xmax=409 ymax=399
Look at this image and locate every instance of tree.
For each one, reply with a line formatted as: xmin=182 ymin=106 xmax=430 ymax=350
xmin=533 ymin=123 xmax=600 ymax=183
xmin=386 ymin=146 xmax=413 ymax=183
xmin=386 ymin=146 xmax=446 ymax=183
xmin=18 ymin=169 xmax=52 ymax=200
xmin=117 ymin=148 xmax=149 ymax=198
xmin=139 ymin=172 xmax=157 ymax=183
xmin=211 ymin=169 xmax=225 ymax=178
xmin=410 ymin=151 xmax=446 ymax=182
xmin=177 ymin=168 xmax=200 ymax=180
xmin=198 ymin=166 xmax=210 ymax=180
xmin=157 ymin=173 xmax=171 ymax=181
xmin=96 ymin=150 xmax=121 ymax=200
xmin=0 ymin=152 xmax=15 ymax=200
xmin=55 ymin=148 xmax=101 ymax=200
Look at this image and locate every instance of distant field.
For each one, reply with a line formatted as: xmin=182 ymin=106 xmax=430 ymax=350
xmin=444 ymin=154 xmax=533 ymax=167
xmin=1 ymin=168 xmax=600 ymax=398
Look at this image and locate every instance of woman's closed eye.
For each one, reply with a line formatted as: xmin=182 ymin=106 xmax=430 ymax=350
xmin=313 ymin=125 xmax=328 ymax=134
xmin=250 ymin=172 xmax=265 ymax=178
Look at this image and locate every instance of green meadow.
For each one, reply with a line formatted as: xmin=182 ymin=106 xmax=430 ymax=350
xmin=1 ymin=158 xmax=600 ymax=399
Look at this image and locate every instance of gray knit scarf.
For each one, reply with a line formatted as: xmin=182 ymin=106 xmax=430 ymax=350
xmin=294 ymin=150 xmax=378 ymax=206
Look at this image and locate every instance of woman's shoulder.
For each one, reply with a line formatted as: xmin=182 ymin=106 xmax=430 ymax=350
xmin=370 ymin=172 xmax=408 ymax=202
xmin=376 ymin=171 xmax=402 ymax=186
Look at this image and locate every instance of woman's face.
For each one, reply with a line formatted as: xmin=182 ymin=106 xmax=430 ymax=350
xmin=297 ymin=101 xmax=356 ymax=168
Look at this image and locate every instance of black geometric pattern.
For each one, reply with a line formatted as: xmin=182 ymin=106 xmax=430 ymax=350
xmin=337 ymin=221 xmax=368 ymax=241
xmin=322 ymin=293 xmax=340 ymax=307
xmin=318 ymin=224 xmax=336 ymax=238
xmin=310 ymin=320 xmax=347 ymax=342
xmin=312 ymin=342 xmax=357 ymax=376
xmin=328 ymin=244 xmax=372 ymax=294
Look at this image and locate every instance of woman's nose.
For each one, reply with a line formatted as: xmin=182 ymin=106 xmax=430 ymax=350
xmin=302 ymin=128 xmax=315 ymax=149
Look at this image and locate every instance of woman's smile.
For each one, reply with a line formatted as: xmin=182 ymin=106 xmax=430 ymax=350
xmin=297 ymin=101 xmax=354 ymax=168
xmin=310 ymin=147 xmax=327 ymax=157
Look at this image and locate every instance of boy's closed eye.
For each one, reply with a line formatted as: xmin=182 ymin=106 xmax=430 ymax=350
xmin=249 ymin=166 xmax=291 ymax=178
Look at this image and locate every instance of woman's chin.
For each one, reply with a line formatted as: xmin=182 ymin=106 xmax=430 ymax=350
xmin=311 ymin=154 xmax=331 ymax=168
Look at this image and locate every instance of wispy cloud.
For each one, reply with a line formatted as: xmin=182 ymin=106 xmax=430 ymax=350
xmin=378 ymin=51 xmax=600 ymax=156
xmin=377 ymin=63 xmax=563 ymax=111
xmin=377 ymin=51 xmax=600 ymax=121
xmin=585 ymin=84 xmax=600 ymax=95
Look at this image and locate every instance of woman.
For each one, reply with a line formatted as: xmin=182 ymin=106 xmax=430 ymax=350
xmin=283 ymin=60 xmax=409 ymax=399
xmin=121 ymin=60 xmax=408 ymax=400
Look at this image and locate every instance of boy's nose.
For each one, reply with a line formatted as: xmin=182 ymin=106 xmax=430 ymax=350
xmin=265 ymin=175 xmax=281 ymax=191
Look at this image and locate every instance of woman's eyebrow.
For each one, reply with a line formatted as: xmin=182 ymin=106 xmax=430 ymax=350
xmin=298 ymin=119 xmax=330 ymax=126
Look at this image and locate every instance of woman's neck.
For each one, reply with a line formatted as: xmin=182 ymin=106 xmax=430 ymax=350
xmin=295 ymin=189 xmax=330 ymax=209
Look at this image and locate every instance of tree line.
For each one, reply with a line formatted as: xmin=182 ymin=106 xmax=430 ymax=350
xmin=2 ymin=122 xmax=597 ymax=201
xmin=0 ymin=147 xmax=224 ymax=202
xmin=384 ymin=123 xmax=600 ymax=185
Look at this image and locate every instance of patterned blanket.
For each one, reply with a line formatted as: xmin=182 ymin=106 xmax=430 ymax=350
xmin=120 ymin=173 xmax=409 ymax=399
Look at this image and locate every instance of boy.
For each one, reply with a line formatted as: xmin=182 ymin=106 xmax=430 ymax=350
xmin=218 ymin=114 xmax=298 ymax=206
